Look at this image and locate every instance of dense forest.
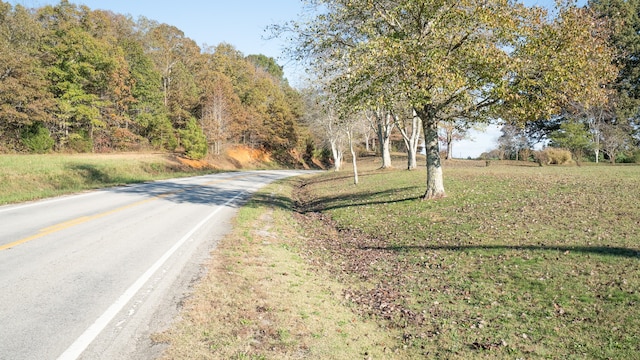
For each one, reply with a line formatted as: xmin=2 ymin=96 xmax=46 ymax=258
xmin=0 ymin=0 xmax=305 ymax=160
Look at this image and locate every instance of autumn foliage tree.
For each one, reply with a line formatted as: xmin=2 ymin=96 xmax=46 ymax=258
xmin=0 ymin=3 xmax=54 ymax=151
xmin=0 ymin=0 xmax=306 ymax=162
xmin=282 ymin=0 xmax=617 ymax=198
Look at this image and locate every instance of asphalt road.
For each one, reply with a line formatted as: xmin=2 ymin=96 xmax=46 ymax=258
xmin=0 ymin=170 xmax=312 ymax=360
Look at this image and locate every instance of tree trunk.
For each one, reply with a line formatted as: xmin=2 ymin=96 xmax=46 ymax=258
xmin=394 ymin=111 xmax=421 ymax=170
xmin=380 ymin=130 xmax=392 ymax=167
xmin=347 ymin=129 xmax=358 ymax=185
xmin=330 ymin=138 xmax=343 ymax=171
xmin=375 ymin=110 xmax=393 ymax=169
xmin=89 ymin=122 xmax=95 ymax=153
xmin=417 ymin=106 xmax=446 ymax=200
xmin=406 ymin=139 xmax=417 ymax=170
xmin=446 ymin=131 xmax=453 ymax=160
xmin=363 ymin=132 xmax=371 ymax=152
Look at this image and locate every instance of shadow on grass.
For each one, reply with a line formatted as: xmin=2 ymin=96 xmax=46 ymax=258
xmin=361 ymin=244 xmax=640 ymax=259
xmin=246 ymin=192 xmax=295 ymax=211
xmin=67 ymin=163 xmax=115 ymax=184
xmin=299 ymin=169 xmax=386 ymax=187
xmin=298 ymin=187 xmax=422 ymax=213
xmin=242 ymin=174 xmax=422 ymax=213
xmin=66 ymin=163 xmax=152 ymax=185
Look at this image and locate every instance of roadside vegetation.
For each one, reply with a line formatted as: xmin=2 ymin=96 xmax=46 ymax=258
xmin=0 ymin=153 xmax=215 ymax=205
xmin=0 ymin=149 xmax=287 ymax=205
xmin=161 ymin=157 xmax=639 ymax=359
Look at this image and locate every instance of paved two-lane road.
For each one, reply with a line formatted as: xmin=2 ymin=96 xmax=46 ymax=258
xmin=0 ymin=170 xmax=313 ymax=360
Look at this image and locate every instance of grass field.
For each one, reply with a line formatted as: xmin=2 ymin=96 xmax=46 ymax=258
xmin=0 ymin=153 xmax=214 ymax=205
xmin=162 ymin=157 xmax=639 ymax=359
xmin=293 ymin=158 xmax=640 ymax=358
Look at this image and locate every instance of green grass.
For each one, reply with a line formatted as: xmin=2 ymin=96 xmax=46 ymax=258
xmin=0 ymin=153 xmax=214 ymax=204
xmin=293 ymin=159 xmax=640 ymax=359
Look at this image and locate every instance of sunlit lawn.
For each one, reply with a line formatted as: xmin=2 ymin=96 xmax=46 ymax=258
xmin=295 ymin=159 xmax=640 ymax=358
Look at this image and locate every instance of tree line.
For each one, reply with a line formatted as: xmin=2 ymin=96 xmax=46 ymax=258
xmin=279 ymin=0 xmax=640 ymax=198
xmin=0 ymin=0 xmax=305 ymax=160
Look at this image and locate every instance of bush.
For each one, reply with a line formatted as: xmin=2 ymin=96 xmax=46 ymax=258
xmin=617 ymin=150 xmax=640 ymax=164
xmin=112 ymin=128 xmax=148 ymax=152
xmin=138 ymin=112 xmax=178 ymax=151
xmin=21 ymin=123 xmax=54 ymax=153
xmin=303 ymin=139 xmax=315 ymax=163
xmin=535 ymin=148 xmax=573 ymax=165
xmin=68 ymin=132 xmax=93 ymax=153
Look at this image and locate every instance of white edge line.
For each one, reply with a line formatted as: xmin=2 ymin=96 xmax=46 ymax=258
xmin=0 ymin=191 xmax=104 ymax=214
xmin=56 ymin=190 xmax=247 ymax=360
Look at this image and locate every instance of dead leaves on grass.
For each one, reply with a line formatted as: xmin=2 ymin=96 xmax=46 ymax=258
xmin=292 ymin=166 xmax=640 ymax=358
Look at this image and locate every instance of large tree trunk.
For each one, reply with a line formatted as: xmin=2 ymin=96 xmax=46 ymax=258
xmin=380 ymin=128 xmax=392 ymax=168
xmin=417 ymin=106 xmax=446 ymax=200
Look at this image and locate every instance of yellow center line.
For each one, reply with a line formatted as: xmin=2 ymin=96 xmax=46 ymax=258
xmin=0 ymin=197 xmax=158 ymax=251
xmin=0 ymin=174 xmax=252 ymax=252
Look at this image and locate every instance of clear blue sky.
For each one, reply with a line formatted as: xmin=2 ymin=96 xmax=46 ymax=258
xmin=8 ymin=0 xmax=587 ymax=157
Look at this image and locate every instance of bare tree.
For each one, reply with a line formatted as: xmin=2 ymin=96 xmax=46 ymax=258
xmin=302 ymin=87 xmax=346 ymax=171
xmin=601 ymin=122 xmax=632 ymax=164
xmin=498 ymin=124 xmax=530 ymax=160
xmin=344 ymin=118 xmax=360 ymax=184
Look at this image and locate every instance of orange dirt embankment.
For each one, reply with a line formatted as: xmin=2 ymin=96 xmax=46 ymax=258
xmin=175 ymin=146 xmax=273 ymax=171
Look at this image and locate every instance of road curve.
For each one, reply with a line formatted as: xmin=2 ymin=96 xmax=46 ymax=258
xmin=0 ymin=170 xmax=313 ymax=360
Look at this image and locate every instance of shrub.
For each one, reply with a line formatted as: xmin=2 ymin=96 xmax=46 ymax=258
xmin=112 ymin=128 xmax=148 ymax=152
xmin=303 ymin=139 xmax=315 ymax=163
xmin=68 ymin=132 xmax=94 ymax=153
xmin=138 ymin=112 xmax=178 ymax=151
xmin=535 ymin=148 xmax=573 ymax=165
xmin=21 ymin=123 xmax=54 ymax=153
xmin=533 ymin=150 xmax=548 ymax=165
xmin=617 ymin=150 xmax=640 ymax=164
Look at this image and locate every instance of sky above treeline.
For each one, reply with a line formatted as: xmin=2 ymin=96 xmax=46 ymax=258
xmin=7 ymin=0 xmax=588 ymax=157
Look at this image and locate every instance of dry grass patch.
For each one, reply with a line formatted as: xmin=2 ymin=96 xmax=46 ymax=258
xmin=158 ymin=181 xmax=399 ymax=359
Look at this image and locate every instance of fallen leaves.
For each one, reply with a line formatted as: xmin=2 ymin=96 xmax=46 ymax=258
xmin=290 ymin=163 xmax=640 ymax=358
